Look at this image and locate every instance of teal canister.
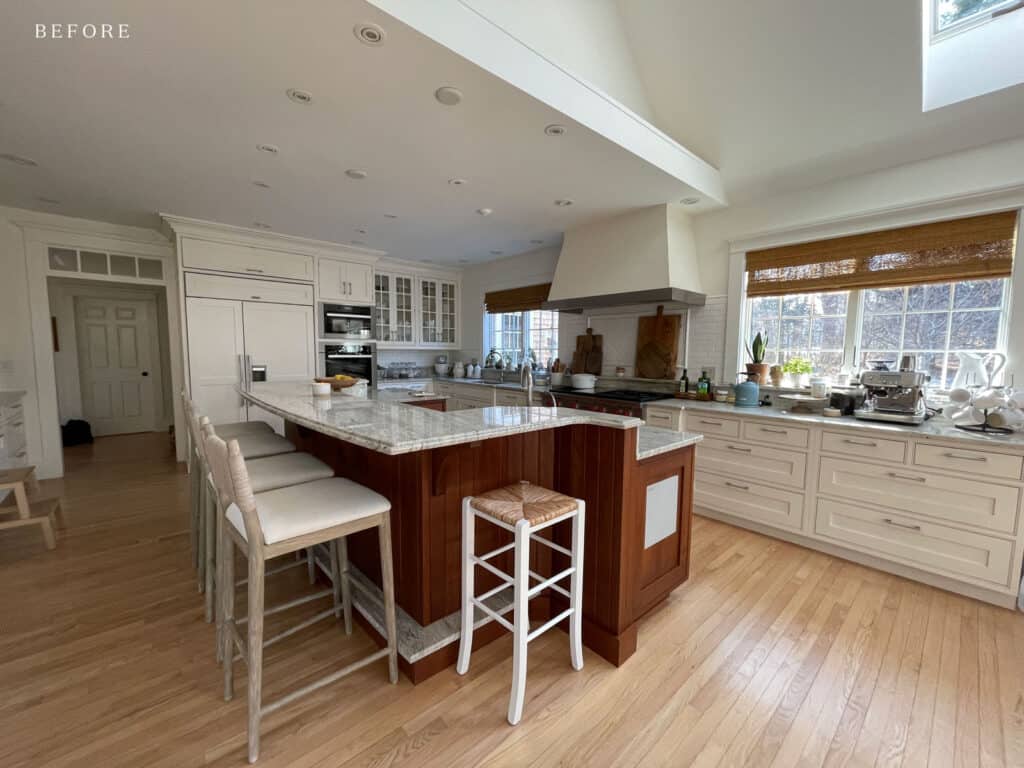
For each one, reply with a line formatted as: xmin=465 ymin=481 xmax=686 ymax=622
xmin=734 ymin=377 xmax=760 ymax=407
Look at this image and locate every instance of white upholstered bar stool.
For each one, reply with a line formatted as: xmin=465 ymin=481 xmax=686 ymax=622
xmin=456 ymin=480 xmax=585 ymax=725
xmin=203 ymin=429 xmax=398 ymax=764
xmin=192 ymin=414 xmax=332 ymax=624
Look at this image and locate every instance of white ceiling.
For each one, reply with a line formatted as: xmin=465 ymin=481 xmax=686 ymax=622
xmin=616 ymin=0 xmax=1024 ymax=204
xmin=0 ymin=1 xmax=703 ymax=265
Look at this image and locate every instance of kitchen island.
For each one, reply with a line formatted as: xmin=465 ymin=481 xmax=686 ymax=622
xmin=241 ymin=383 xmax=702 ymax=681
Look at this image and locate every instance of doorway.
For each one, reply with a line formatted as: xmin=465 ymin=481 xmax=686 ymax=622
xmin=48 ymin=278 xmax=174 ymax=437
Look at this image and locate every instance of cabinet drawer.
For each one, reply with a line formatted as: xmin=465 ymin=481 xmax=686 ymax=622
xmin=690 ymin=414 xmax=740 ymax=439
xmin=820 ymin=431 xmax=907 ymax=463
xmin=181 ymin=237 xmax=314 ymax=281
xmin=185 ymin=272 xmax=313 ymax=305
xmin=695 ymin=472 xmax=804 ymax=530
xmin=817 ymin=456 xmax=1019 ymax=535
xmin=742 ymin=421 xmax=809 ymax=449
xmin=913 ymin=443 xmax=1023 ymax=481
xmin=644 ymin=406 xmax=684 ymax=431
xmin=697 ymin=437 xmax=806 ymax=489
xmin=815 ymin=498 xmax=1014 ymax=587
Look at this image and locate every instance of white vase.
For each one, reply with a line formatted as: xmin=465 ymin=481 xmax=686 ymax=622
xmin=453 ymin=361 xmax=465 ymax=378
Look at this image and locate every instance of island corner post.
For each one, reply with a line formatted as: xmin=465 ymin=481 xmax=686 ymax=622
xmin=285 ymin=419 xmax=695 ymax=683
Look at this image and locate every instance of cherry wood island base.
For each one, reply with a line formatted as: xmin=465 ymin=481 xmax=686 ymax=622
xmin=286 ymin=420 xmax=695 ymax=682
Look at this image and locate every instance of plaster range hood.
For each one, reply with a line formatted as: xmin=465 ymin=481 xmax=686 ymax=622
xmin=543 ymin=204 xmax=707 ymax=312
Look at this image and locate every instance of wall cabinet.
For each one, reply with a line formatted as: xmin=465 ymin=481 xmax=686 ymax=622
xmin=180 ymin=237 xmax=314 ymax=282
xmin=318 ymin=258 xmax=373 ymax=304
xmin=372 ymin=271 xmax=459 ymax=349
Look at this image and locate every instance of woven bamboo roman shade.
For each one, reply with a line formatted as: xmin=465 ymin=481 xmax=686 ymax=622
xmin=483 ymin=283 xmax=551 ymax=314
xmin=745 ymin=211 xmax=1018 ymax=297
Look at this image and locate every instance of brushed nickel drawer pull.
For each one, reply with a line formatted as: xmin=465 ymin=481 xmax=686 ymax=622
xmin=245 ymin=267 xmax=264 ymax=273
xmin=700 ymin=419 xmax=722 ymax=426
xmin=724 ymin=481 xmax=750 ymax=491
xmin=726 ymin=445 xmax=752 ymax=453
xmin=760 ymin=427 xmax=787 ymax=434
xmin=942 ymin=452 xmax=987 ymax=462
xmin=888 ymin=472 xmax=926 ymax=482
xmin=843 ymin=438 xmax=877 ymax=447
xmin=250 ymin=295 xmax=262 ymax=300
xmin=882 ymin=518 xmax=922 ymax=531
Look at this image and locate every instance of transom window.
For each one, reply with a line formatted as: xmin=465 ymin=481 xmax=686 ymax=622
xmin=486 ymin=310 xmax=558 ymax=369
xmin=745 ymin=278 xmax=1009 ymax=387
xmin=933 ymin=0 xmax=1019 ymax=34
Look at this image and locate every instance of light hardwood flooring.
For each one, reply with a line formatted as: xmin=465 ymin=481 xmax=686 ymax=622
xmin=1 ymin=433 xmax=1022 ymax=767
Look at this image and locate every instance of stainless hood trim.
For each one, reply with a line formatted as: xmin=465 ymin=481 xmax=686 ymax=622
xmin=542 ymin=287 xmax=706 ymax=312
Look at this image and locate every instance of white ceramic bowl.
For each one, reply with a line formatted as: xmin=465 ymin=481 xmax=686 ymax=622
xmin=571 ymin=373 xmax=597 ymax=390
xmin=312 ymin=381 xmax=332 ymax=397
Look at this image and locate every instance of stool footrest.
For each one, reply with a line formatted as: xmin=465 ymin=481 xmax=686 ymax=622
xmin=478 ymin=541 xmax=516 ymax=562
xmin=529 ymin=569 xmax=571 ymax=600
xmin=262 ymin=647 xmax=391 ymax=716
xmin=471 ymin=555 xmax=515 ymax=585
xmin=471 ymin=598 xmax=515 ymax=632
xmin=477 ymin=581 xmax=514 ymax=603
xmin=529 ymin=534 xmax=573 ymax=558
xmin=236 ymin=588 xmax=332 ymax=625
xmin=528 ymin=607 xmax=574 ymax=642
xmin=527 ymin=566 xmax=575 ymax=598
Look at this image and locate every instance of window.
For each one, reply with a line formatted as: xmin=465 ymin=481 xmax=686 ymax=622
xmin=486 ymin=310 xmax=558 ymax=368
xmin=747 ymin=291 xmax=848 ymax=376
xmin=933 ymin=0 xmax=1018 ymax=34
xmin=743 ymin=277 xmax=1009 ymax=388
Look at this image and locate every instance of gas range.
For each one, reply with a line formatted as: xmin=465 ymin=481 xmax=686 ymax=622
xmin=549 ymin=387 xmax=670 ymax=416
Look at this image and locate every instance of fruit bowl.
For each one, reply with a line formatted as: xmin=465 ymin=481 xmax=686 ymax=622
xmin=315 ymin=376 xmax=361 ymax=391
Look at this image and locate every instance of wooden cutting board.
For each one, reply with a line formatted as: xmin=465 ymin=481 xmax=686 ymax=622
xmin=571 ymin=328 xmax=603 ymax=375
xmin=635 ymin=305 xmax=680 ymax=379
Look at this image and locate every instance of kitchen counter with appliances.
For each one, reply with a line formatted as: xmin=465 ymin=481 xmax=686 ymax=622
xmin=685 ymin=399 xmax=1024 ymax=609
xmin=241 ymin=381 xmax=700 ymax=681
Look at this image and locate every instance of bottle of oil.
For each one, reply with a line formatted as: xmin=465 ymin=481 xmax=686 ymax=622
xmin=679 ymin=368 xmax=689 ymax=394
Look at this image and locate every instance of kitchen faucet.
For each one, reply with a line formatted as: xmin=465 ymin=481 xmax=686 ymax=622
xmin=520 ymin=363 xmax=534 ymax=407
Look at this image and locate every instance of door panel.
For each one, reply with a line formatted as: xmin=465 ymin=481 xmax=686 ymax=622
xmin=185 ymin=297 xmax=245 ymax=425
xmin=75 ymin=296 xmax=156 ymax=435
xmin=242 ymin=302 xmax=315 ymax=382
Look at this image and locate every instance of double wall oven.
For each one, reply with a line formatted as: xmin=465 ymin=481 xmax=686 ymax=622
xmin=318 ymin=302 xmax=376 ymax=386
xmin=321 ymin=342 xmax=376 ymax=386
xmin=319 ymin=302 xmax=373 ymax=340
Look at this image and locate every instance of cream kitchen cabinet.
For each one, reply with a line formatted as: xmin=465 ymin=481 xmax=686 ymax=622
xmin=180 ymin=237 xmax=314 ymax=282
xmin=643 ymin=403 xmax=686 ymax=431
xmin=686 ymin=403 xmax=1024 ymax=608
xmin=318 ymin=258 xmax=373 ymax=304
xmin=373 ymin=272 xmax=416 ymax=346
xmin=418 ymin=277 xmax=458 ymax=348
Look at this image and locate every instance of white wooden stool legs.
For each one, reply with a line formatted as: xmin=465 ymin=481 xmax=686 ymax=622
xmin=456 ymin=498 xmax=475 ymax=675
xmin=247 ymin=547 xmax=266 ymax=765
xmin=456 ymin=492 xmax=585 ymax=726
xmin=379 ymin=513 xmax=399 ymax=684
xmin=509 ymin=519 xmax=531 ymax=725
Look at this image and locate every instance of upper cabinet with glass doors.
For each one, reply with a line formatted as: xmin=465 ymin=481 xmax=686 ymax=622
xmin=419 ymin=277 xmax=458 ymax=347
xmin=374 ymin=272 xmax=416 ymax=346
xmin=373 ymin=270 xmax=458 ymax=348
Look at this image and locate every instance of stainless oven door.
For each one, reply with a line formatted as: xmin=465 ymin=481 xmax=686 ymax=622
xmin=319 ymin=303 xmax=374 ymax=340
xmin=322 ymin=343 xmax=376 ymax=386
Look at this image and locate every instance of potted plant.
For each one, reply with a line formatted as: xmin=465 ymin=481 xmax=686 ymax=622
xmin=745 ymin=331 xmax=770 ymax=384
xmin=782 ymin=356 xmax=813 ymax=387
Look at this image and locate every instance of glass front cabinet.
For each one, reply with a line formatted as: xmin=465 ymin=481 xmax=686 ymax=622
xmin=373 ymin=271 xmax=457 ymax=348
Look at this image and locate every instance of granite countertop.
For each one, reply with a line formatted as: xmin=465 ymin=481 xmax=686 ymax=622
xmin=682 ymin=400 xmax=1024 ymax=449
xmin=243 ymin=383 xmax=644 ymax=456
xmin=434 ymin=376 xmax=550 ymax=393
xmin=372 ymin=388 xmax=447 ymax=403
xmin=636 ymin=426 xmax=703 ymax=460
xmin=647 ymin=398 xmax=688 ymax=410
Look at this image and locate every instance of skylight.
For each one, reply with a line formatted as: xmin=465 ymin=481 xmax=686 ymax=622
xmin=933 ymin=0 xmax=1021 ymax=36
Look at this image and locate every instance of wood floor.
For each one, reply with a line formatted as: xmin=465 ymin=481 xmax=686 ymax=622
xmin=1 ymin=433 xmax=1023 ymax=767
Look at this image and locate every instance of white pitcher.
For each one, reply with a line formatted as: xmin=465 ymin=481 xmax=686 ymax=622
xmin=951 ymin=352 xmax=1006 ymax=389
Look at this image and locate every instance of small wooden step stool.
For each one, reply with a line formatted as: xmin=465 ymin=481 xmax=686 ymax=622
xmin=0 ymin=466 xmax=60 ymax=550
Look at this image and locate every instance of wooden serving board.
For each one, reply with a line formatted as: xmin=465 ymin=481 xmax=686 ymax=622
xmin=635 ymin=305 xmax=680 ymax=379
xmin=571 ymin=328 xmax=603 ymax=375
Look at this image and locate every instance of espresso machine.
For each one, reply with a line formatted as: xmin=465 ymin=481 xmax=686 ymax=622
xmin=854 ymin=355 xmax=929 ymax=425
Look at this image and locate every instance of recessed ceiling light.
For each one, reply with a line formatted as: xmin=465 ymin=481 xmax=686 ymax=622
xmin=0 ymin=152 xmax=38 ymax=167
xmin=252 ymin=221 xmax=272 ymax=230
xmin=252 ymin=180 xmax=271 ymax=189
xmin=286 ymin=88 xmax=313 ymax=105
xmin=345 ymin=169 xmax=368 ymax=180
xmin=489 ymin=250 xmax=504 ymax=256
xmin=36 ymin=196 xmax=60 ymax=205
xmin=530 ymin=239 xmax=544 ymax=245
xmin=383 ymin=213 xmax=398 ymax=219
xmin=354 ymin=22 xmax=386 ymax=46
xmin=544 ymin=124 xmax=567 ymax=137
xmin=256 ymin=143 xmax=279 ymax=155
xmin=475 ymin=208 xmax=493 ymax=216
xmin=448 ymin=178 xmax=467 ymax=186
xmin=554 ymin=199 xmax=574 ymax=207
xmin=680 ymin=196 xmax=700 ymax=205
xmin=434 ymin=86 xmax=463 ymax=106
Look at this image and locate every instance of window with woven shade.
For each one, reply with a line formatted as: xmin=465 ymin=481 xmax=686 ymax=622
xmin=745 ymin=211 xmax=1017 ymax=298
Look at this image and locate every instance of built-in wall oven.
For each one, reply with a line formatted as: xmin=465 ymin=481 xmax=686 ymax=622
xmin=319 ymin=302 xmax=374 ymax=340
xmin=321 ymin=342 xmax=377 ymax=387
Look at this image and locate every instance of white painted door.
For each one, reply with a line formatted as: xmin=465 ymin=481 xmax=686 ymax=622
xmin=75 ymin=296 xmax=157 ymax=435
xmin=242 ymin=302 xmax=315 ymax=433
xmin=185 ymin=297 xmax=246 ymax=425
